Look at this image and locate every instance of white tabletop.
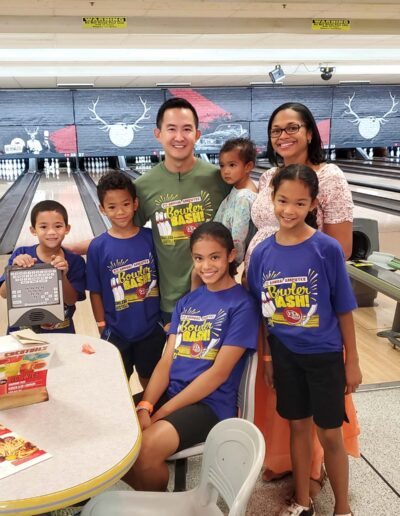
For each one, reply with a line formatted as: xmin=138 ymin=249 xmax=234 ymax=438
xmin=0 ymin=333 xmax=141 ymax=516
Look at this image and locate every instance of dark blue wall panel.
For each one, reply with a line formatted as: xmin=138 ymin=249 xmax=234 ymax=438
xmin=331 ymin=85 xmax=400 ymax=147
xmin=164 ymin=87 xmax=252 ymax=153
xmin=73 ymin=89 xmax=164 ymax=155
xmin=251 ymin=86 xmax=333 ymax=121
xmin=165 ymin=87 xmax=251 ymax=128
xmin=0 ymin=90 xmax=76 ymax=158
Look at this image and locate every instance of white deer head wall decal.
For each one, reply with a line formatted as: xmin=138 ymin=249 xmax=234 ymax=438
xmin=344 ymin=92 xmax=398 ymax=139
xmin=88 ymin=96 xmax=151 ymax=147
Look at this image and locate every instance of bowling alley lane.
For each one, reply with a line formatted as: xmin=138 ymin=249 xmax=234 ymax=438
xmin=14 ymin=169 xmax=94 ymax=248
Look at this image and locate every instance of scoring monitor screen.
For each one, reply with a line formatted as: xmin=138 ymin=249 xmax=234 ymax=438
xmin=8 ymin=264 xmax=61 ymax=309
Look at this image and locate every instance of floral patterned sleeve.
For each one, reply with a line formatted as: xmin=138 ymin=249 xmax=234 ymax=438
xmin=317 ymin=164 xmax=353 ymax=225
xmin=244 ymin=168 xmax=279 ymax=271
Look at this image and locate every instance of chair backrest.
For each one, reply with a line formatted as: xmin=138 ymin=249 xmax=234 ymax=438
xmin=237 ymin=350 xmax=258 ymax=422
xmin=197 ymin=418 xmax=265 ymax=516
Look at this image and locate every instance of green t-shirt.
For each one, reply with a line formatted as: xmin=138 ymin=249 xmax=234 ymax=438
xmin=134 ymin=158 xmax=230 ymax=313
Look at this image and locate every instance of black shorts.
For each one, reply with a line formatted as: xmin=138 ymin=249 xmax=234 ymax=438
xmin=270 ymin=335 xmax=347 ymax=429
xmin=134 ymin=392 xmax=219 ymax=452
xmin=102 ymin=323 xmax=166 ymax=379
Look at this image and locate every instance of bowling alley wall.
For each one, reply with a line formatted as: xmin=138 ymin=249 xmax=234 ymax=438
xmin=0 ymin=84 xmax=399 ymax=159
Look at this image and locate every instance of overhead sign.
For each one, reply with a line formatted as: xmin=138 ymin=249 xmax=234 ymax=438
xmin=312 ymin=19 xmax=350 ymax=31
xmin=82 ymin=17 xmax=127 ymax=29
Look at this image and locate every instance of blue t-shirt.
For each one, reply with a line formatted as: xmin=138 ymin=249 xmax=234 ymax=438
xmin=86 ymin=228 xmax=161 ymax=342
xmin=168 ymin=284 xmax=259 ymax=420
xmin=0 ymin=245 xmax=86 ymax=333
xmin=247 ymin=231 xmax=357 ymax=354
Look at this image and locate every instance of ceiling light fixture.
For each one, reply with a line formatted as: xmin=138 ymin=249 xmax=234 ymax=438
xmin=56 ymin=82 xmax=94 ymax=88
xmin=339 ymin=80 xmax=371 ymax=85
xmin=155 ymin=82 xmax=192 ymax=87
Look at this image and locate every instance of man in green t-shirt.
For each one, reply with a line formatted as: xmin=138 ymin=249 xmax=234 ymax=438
xmin=135 ymin=98 xmax=230 ymax=322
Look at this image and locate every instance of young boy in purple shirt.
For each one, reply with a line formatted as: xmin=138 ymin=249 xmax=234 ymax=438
xmin=86 ymin=171 xmax=165 ymax=386
xmin=0 ymin=200 xmax=86 ymax=333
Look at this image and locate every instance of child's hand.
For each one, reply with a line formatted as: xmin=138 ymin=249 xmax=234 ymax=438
xmin=345 ymin=360 xmax=362 ymax=394
xmin=137 ymin=409 xmax=152 ymax=431
xmin=264 ymin=361 xmax=274 ymax=388
xmin=51 ymin=255 xmax=69 ymax=274
xmin=12 ymin=254 xmax=37 ymax=267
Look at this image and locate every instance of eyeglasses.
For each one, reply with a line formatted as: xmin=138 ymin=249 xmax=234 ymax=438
xmin=269 ymin=124 xmax=305 ymax=138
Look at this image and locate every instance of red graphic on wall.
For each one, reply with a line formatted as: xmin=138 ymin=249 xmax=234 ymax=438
xmin=169 ymin=89 xmax=232 ymax=128
xmin=316 ymin=119 xmax=330 ymax=147
xmin=50 ymin=125 xmax=77 ymax=154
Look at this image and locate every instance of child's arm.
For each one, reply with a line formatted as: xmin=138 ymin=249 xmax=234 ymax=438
xmin=89 ymin=292 xmax=106 ymax=332
xmin=261 ymin=325 xmax=274 ymax=388
xmin=338 ymin=311 xmax=362 ymax=393
xmin=0 ymin=254 xmax=37 ymax=298
xmin=64 ymin=239 xmax=92 ymax=256
xmin=51 ymin=255 xmax=78 ymax=305
xmin=231 ymin=196 xmax=254 ymax=264
xmin=151 ymin=344 xmax=245 ymax=423
xmin=136 ymin=333 xmax=176 ymax=430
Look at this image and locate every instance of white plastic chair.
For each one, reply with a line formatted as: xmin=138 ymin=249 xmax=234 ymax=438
xmin=169 ymin=349 xmax=258 ymax=491
xmin=80 ymin=417 xmax=265 ymax=516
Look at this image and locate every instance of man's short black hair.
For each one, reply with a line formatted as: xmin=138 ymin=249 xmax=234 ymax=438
xmin=30 ymin=200 xmax=68 ymax=226
xmin=156 ymin=97 xmax=199 ymax=129
xmin=97 ymin=171 xmax=137 ymax=206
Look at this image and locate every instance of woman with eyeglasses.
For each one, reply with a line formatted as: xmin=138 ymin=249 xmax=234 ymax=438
xmin=245 ymin=102 xmax=360 ymax=502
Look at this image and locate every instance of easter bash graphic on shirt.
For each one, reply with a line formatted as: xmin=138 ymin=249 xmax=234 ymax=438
xmin=261 ymin=269 xmax=319 ymax=327
xmin=154 ymin=191 xmax=213 ymax=245
xmin=174 ymin=308 xmax=227 ymax=360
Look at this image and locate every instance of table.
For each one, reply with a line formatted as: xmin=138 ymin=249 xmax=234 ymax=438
xmin=0 ymin=333 xmax=141 ymax=515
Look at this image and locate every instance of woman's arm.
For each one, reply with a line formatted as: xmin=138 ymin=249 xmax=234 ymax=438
xmin=151 ymin=345 xmax=245 ymax=422
xmin=319 ymin=166 xmax=353 ymax=259
xmin=324 ymin=221 xmax=353 ymax=259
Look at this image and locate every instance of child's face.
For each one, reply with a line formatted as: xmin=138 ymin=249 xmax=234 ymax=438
xmin=219 ymin=149 xmax=253 ymax=189
xmin=30 ymin=211 xmax=70 ymax=250
xmin=192 ymin=236 xmax=236 ymax=291
xmin=154 ymin=108 xmax=201 ymax=163
xmin=272 ymin=179 xmax=317 ymax=231
xmin=100 ymin=189 xmax=138 ymax=231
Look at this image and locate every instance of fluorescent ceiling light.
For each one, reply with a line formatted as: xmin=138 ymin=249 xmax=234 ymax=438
xmin=0 ymin=48 xmax=400 ymax=62
xmin=56 ymin=82 xmax=94 ymax=87
xmin=249 ymin=81 xmax=274 ymax=86
xmin=156 ymin=82 xmax=191 ymax=87
xmin=339 ymin=80 xmax=371 ymax=85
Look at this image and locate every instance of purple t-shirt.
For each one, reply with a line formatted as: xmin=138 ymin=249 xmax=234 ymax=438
xmin=247 ymin=231 xmax=357 ymax=354
xmin=168 ymin=284 xmax=259 ymax=420
xmin=86 ymin=228 xmax=161 ymax=341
